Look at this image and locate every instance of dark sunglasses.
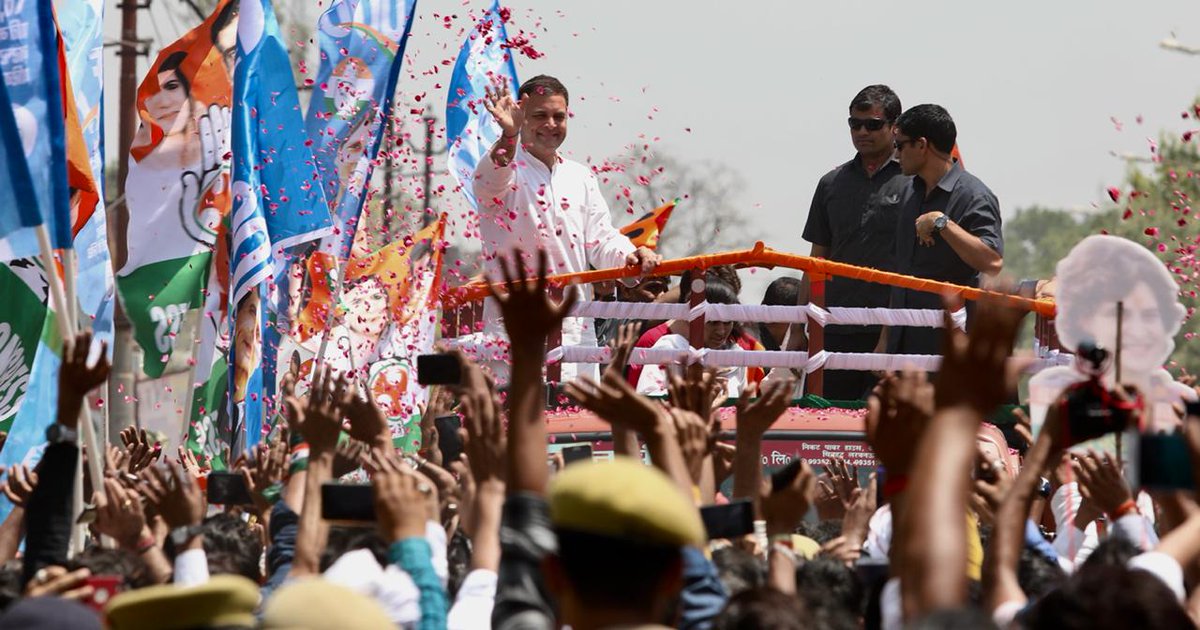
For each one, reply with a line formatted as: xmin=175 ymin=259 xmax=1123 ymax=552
xmin=893 ymin=137 xmax=922 ymax=150
xmin=847 ymin=117 xmax=888 ymax=131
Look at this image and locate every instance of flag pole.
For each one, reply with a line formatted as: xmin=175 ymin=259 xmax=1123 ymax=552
xmin=179 ymin=322 xmax=201 ymax=456
xmin=62 ymin=245 xmax=108 ymax=551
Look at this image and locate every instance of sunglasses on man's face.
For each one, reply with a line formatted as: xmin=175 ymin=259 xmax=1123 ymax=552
xmin=847 ymin=117 xmax=888 ymax=132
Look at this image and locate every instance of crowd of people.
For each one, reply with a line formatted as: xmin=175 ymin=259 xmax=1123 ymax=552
xmin=0 ymin=256 xmax=1194 ymax=629
xmin=0 ymin=71 xmax=1191 ymax=629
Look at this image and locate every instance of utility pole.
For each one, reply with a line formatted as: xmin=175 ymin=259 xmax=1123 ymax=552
xmin=109 ymin=0 xmax=151 ymax=443
xmin=401 ymin=113 xmax=447 ymax=227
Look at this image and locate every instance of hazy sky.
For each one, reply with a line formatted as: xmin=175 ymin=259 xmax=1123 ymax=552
xmin=102 ymin=0 xmax=1200 ymax=298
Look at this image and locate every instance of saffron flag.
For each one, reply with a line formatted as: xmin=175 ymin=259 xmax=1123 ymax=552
xmin=446 ymin=0 xmax=518 ymax=209
xmin=60 ymin=0 xmax=114 ymax=351
xmin=0 ymin=0 xmax=72 ymax=260
xmin=306 ymin=0 xmax=418 ymax=259
xmin=116 ymin=0 xmax=236 ymax=377
xmin=620 ymin=200 xmax=677 ymax=250
xmin=231 ymin=0 xmax=333 ymax=449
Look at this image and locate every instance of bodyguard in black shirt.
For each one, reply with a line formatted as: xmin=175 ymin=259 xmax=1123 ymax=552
xmin=885 ymin=104 xmax=1004 ymax=356
xmin=802 ymin=85 xmax=908 ymax=400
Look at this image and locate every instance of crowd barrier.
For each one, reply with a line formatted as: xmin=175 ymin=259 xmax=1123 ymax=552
xmin=441 ymin=242 xmax=1062 ymax=397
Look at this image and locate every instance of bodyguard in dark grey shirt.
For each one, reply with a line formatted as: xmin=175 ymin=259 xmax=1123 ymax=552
xmin=885 ymin=104 xmax=1003 ymax=356
xmin=802 ymin=85 xmax=908 ymax=401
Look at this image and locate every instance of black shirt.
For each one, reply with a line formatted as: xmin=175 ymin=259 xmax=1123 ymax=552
xmin=803 ymin=155 xmax=907 ymax=334
xmin=888 ymin=161 xmax=1003 ymax=354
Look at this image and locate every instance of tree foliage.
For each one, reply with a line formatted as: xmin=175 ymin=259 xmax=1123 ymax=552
xmin=596 ymin=145 xmax=761 ymax=259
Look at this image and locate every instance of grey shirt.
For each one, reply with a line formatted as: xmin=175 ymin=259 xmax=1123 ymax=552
xmin=802 ymin=155 xmax=907 ymax=335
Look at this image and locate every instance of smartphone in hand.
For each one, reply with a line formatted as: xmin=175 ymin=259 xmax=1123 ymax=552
xmin=417 ymin=354 xmax=462 ymax=386
xmin=699 ymin=499 xmax=756 ymax=540
xmin=321 ymin=483 xmax=375 ymax=523
xmin=206 ymin=471 xmax=254 ymax=506
xmin=561 ymin=444 xmax=593 ymax=466
xmin=434 ymin=415 xmax=464 ymax=463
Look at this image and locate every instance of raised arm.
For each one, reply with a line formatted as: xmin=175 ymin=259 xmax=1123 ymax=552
xmin=24 ymin=331 xmax=109 ymax=585
xmin=489 ymin=249 xmax=576 ymax=496
xmin=287 ymin=366 xmax=353 ymax=578
xmin=899 ymin=297 xmax=1026 ymax=619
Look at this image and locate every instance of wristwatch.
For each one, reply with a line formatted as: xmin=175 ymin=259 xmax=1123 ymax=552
xmin=45 ymin=423 xmax=77 ymax=445
xmin=932 ymin=214 xmax=949 ymax=233
xmin=169 ymin=525 xmax=204 ymax=548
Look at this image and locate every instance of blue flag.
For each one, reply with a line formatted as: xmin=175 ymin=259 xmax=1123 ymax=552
xmin=61 ymin=0 xmax=114 ymax=351
xmin=231 ymin=0 xmax=333 ymax=448
xmin=306 ymin=0 xmax=418 ymax=259
xmin=0 ymin=0 xmax=71 ymax=260
xmin=446 ymin=0 xmax=519 ymax=210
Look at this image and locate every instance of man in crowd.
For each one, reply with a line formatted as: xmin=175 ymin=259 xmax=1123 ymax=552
xmin=884 ymin=104 xmax=1003 ymax=355
xmin=474 ymin=75 xmax=660 ymax=380
xmin=802 ymin=85 xmax=908 ymax=400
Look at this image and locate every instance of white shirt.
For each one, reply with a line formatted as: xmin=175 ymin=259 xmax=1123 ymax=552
xmin=473 ymin=145 xmax=636 ymax=381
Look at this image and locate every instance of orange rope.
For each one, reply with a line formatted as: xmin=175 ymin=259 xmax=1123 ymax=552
xmin=446 ymin=242 xmax=1057 ymax=317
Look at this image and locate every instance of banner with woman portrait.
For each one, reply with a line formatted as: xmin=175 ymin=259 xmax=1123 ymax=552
xmin=115 ymin=0 xmax=237 ymax=377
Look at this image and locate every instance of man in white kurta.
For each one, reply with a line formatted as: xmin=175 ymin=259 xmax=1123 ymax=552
xmin=473 ymin=75 xmax=660 ymax=381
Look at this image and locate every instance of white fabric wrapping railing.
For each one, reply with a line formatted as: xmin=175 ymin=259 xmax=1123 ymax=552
xmin=567 ymin=301 xmax=691 ymax=320
xmin=826 ymin=307 xmax=966 ymax=330
xmin=449 ymin=338 xmax=1073 ymax=375
xmin=565 ymin=300 xmax=967 ymax=330
xmin=698 ymin=349 xmax=811 ymax=369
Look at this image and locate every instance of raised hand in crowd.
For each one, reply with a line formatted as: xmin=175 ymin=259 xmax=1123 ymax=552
xmin=57 ymin=330 xmax=109 ymax=428
xmin=119 ymin=426 xmax=161 ymax=474
xmin=237 ymin=431 xmax=289 ymax=519
xmin=607 ymin=322 xmax=642 ymax=457
xmin=673 ymin=407 xmax=712 ymax=491
xmin=733 ymin=378 xmax=794 ymax=507
xmin=139 ymin=462 xmax=204 ymax=534
xmin=418 ymin=385 xmax=451 ymax=467
xmin=865 ymin=371 xmax=934 ymax=480
xmin=669 ymin=365 xmax=725 ymax=418
xmin=840 ymin=471 xmax=877 ymax=552
xmin=93 ymin=476 xmax=147 ymax=550
xmin=488 ymin=248 xmax=576 ymax=496
xmin=1072 ymin=450 xmax=1133 ymax=519
xmin=712 ymin=441 xmax=736 ymax=488
xmin=286 ymin=365 xmax=352 ymax=456
xmin=2 ymin=464 xmax=37 ymax=509
xmin=176 ymin=444 xmax=207 ymax=479
xmin=23 ymin=565 xmax=94 ymax=602
xmin=760 ymin=459 xmax=816 ymax=595
xmin=286 ymin=365 xmax=352 ymax=577
xmin=456 ymin=356 xmax=506 ymax=564
xmin=340 ymin=381 xmax=390 ymax=451
xmin=371 ymin=451 xmax=431 ymax=544
xmin=566 ymin=372 xmax=693 ymax=496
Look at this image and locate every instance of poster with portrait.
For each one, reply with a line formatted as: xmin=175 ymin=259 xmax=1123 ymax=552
xmin=115 ymin=0 xmax=237 ymax=377
xmin=1029 ymin=235 xmax=1198 ymax=456
xmin=277 ymin=219 xmax=445 ymax=453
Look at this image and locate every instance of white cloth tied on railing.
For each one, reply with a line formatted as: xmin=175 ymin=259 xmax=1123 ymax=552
xmin=567 ymin=301 xmax=691 ymax=321
xmin=562 ymin=299 xmax=967 ymax=330
xmin=533 ymin=344 xmax=1066 ymax=375
xmin=699 ymin=349 xmax=811 ymax=370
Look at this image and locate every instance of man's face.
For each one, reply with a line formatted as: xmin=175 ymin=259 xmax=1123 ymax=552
xmin=521 ymin=92 xmax=568 ymax=158
xmin=893 ymin=130 xmax=924 ymax=176
xmin=848 ymin=104 xmax=893 ymax=157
